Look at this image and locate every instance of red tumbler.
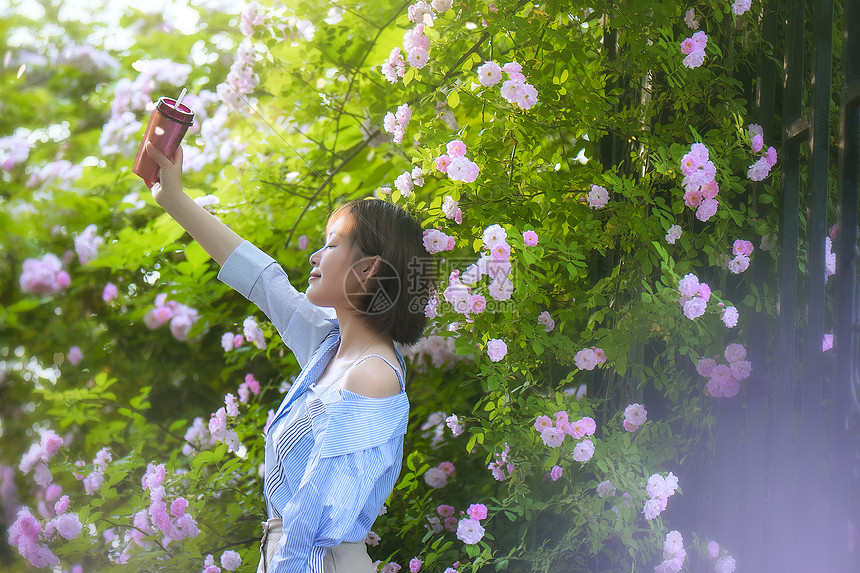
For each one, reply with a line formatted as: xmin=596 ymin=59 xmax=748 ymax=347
xmin=132 ymin=96 xmax=194 ymax=188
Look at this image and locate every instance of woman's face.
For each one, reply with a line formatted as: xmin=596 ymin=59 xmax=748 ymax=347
xmin=306 ymin=215 xmax=375 ymax=309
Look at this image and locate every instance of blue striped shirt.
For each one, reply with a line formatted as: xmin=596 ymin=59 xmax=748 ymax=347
xmin=217 ymin=241 xmax=409 ymax=573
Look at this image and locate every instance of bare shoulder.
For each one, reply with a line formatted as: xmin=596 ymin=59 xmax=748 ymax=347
xmin=341 ymin=355 xmax=402 ymax=398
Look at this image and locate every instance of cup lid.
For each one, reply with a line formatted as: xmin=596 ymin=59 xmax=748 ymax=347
xmin=155 ymin=97 xmax=194 ymax=125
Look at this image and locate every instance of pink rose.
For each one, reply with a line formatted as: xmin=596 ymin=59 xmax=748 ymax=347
xmin=728 ymin=254 xmax=751 ymax=274
xmin=482 ymin=224 xmax=507 ymax=249
xmin=751 ymin=133 xmax=764 ymax=152
xmin=503 ymin=61 xmax=522 ymax=75
xmin=708 ymin=541 xmax=720 ymax=559
xmin=596 ymin=480 xmax=616 ymax=497
xmin=170 ymin=497 xmax=188 ymax=517
xmin=220 ymin=550 xmax=242 ymax=571
xmin=733 ymin=239 xmax=754 ymax=256
xmin=647 ymin=473 xmax=668 ymax=498
xmin=523 ymin=230 xmax=538 ymax=246
xmin=407 ymin=47 xmax=428 ymax=69
xmin=682 ymin=49 xmax=705 ymax=69
xmin=684 ymin=8 xmax=700 ymax=29
xmin=477 ymin=61 xmax=502 ymax=86
xmin=724 ymin=343 xmax=747 ymax=363
xmin=423 ymin=468 xmax=447 ymax=488
xmin=468 ymin=294 xmax=486 ymax=313
xmin=436 ymin=504 xmax=454 ymax=517
xmin=45 ymin=484 xmax=62 ymax=502
xmin=723 ymin=377 xmax=741 ymax=397
xmin=446 ymin=140 xmax=466 ymax=158
xmin=680 ymin=153 xmax=700 ymax=175
xmin=244 ymin=373 xmax=260 ymax=394
xmin=574 ymin=348 xmax=599 ymax=370
xmin=682 ymin=297 xmax=706 ymax=320
xmin=690 ymin=143 xmax=709 ymax=163
xmin=447 ymin=157 xmax=480 ymax=183
xmin=696 ymin=197 xmax=719 ymax=221
xmin=466 ymin=503 xmax=487 ymax=520
xmin=540 ymin=427 xmax=565 ymax=448
xmin=715 ymin=555 xmax=736 ymax=573
xmin=665 ymin=224 xmax=683 ymax=244
xmin=487 ymin=338 xmax=507 ymax=362
xmin=747 ymin=157 xmax=772 ymax=181
xmin=102 ymin=282 xmax=118 ymax=302
xmin=423 ymin=229 xmax=453 ymax=254
xmin=56 ymin=512 xmax=82 ymax=540
xmin=729 ymin=360 xmax=752 ymax=380
xmin=490 ymin=241 xmax=511 ymax=261
xmin=587 ymin=184 xmax=609 ymax=208
xmin=691 ymin=31 xmax=708 ymax=51
xmin=722 ymin=306 xmax=739 ymax=327
xmin=708 ymin=376 xmax=729 ymax=397
xmin=435 ymin=154 xmax=451 ymax=173
xmin=664 ymin=530 xmax=684 ymax=557
xmin=711 ymin=364 xmax=732 ymax=385
xmin=680 ymin=38 xmax=696 ymax=55
xmin=678 ymin=273 xmax=700 ymax=297
xmin=67 ymin=346 xmax=83 ymax=366
xmin=437 ymin=461 xmax=455 ymax=476
xmin=537 ymin=310 xmax=555 ymax=332
xmin=456 ymin=518 xmax=485 ymax=545
xmin=732 ymin=0 xmax=752 ymax=15
xmin=54 ymin=495 xmax=70 ymax=515
xmin=624 ymin=403 xmax=647 ymax=426
xmin=765 ymin=146 xmax=778 ymax=167
xmin=697 ymin=357 xmax=717 ymax=377
xmin=578 ymin=416 xmax=597 ymax=435
xmin=40 ymin=431 xmax=63 ymax=457
xmin=572 ymin=439 xmax=594 ymax=462
xmin=684 ymin=189 xmax=703 ymax=208
xmin=702 ymin=179 xmax=719 ymax=199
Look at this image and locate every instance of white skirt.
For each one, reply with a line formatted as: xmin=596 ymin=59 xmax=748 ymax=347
xmin=257 ymin=518 xmax=376 ymax=573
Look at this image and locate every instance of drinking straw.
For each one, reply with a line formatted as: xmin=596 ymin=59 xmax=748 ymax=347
xmin=174 ymin=87 xmax=187 ymax=109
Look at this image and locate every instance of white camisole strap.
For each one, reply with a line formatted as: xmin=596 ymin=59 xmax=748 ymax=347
xmin=354 ymin=354 xmax=404 ymax=390
xmin=318 ymin=353 xmax=404 ymax=391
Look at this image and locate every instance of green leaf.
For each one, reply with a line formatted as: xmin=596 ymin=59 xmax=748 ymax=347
xmin=448 ymin=89 xmax=460 ymax=109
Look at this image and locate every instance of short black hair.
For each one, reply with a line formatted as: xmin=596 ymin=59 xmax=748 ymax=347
xmin=328 ymin=198 xmax=437 ymax=346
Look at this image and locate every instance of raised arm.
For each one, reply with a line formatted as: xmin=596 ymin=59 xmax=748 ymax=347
xmin=145 ymin=142 xmax=242 ymax=265
xmin=145 ymin=142 xmax=337 ymax=366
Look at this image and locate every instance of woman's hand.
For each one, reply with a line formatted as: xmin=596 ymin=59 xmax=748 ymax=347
xmin=142 ymin=141 xmax=243 ymax=265
xmin=145 ymin=142 xmax=183 ymax=206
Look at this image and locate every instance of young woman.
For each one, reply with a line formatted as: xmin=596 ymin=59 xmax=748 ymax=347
xmin=144 ymin=142 xmax=434 ymax=572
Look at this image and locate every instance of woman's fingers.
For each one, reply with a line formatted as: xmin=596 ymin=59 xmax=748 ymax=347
xmin=145 ymin=142 xmax=170 ymax=167
xmin=146 ymin=142 xmax=183 ymax=174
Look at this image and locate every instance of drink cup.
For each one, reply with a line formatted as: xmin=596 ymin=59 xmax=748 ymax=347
xmin=132 ymin=97 xmax=194 ymax=188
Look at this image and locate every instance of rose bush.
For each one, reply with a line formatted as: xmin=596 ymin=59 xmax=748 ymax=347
xmin=0 ymin=0 xmax=804 ymax=571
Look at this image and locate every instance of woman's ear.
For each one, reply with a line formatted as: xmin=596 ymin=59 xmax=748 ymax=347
xmin=360 ymin=256 xmax=382 ymax=280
